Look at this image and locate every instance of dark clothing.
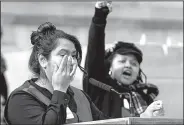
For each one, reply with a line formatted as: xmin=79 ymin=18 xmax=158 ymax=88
xmin=83 ymin=8 xmax=159 ymax=118
xmin=1 ymin=55 xmax=8 ymax=101
xmin=0 ymin=73 xmax=8 ymax=103
xmin=1 ymin=54 xmax=8 ymax=125
xmin=1 ymin=54 xmax=6 ymax=74
xmin=5 ymin=78 xmax=108 ymax=125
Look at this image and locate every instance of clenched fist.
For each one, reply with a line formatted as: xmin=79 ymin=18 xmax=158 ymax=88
xmin=95 ymin=1 xmax=112 ymax=12
xmin=94 ymin=1 xmax=112 ymax=19
xmin=140 ymin=100 xmax=165 ymax=118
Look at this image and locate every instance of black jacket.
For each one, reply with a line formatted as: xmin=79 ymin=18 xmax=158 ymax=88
xmin=83 ymin=8 xmax=159 ymax=118
xmin=5 ymin=78 xmax=108 ymax=125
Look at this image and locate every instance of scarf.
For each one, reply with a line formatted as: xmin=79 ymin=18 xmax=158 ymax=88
xmin=112 ymin=80 xmax=158 ymax=115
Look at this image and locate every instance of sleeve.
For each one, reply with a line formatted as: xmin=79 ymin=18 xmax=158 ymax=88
xmin=1 ymin=54 xmax=6 ymax=73
xmin=83 ymin=7 xmax=109 ymax=109
xmin=81 ymin=91 xmax=110 ymax=121
xmin=145 ymin=83 xmax=159 ymax=104
xmin=7 ymin=90 xmax=70 ymax=125
xmin=137 ymin=83 xmax=159 ymax=105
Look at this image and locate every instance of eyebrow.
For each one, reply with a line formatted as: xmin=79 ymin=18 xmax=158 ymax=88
xmin=58 ymin=49 xmax=76 ymax=54
xmin=119 ymin=56 xmax=138 ymax=62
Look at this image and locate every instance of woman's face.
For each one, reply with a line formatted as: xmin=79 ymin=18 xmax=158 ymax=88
xmin=110 ymin=54 xmax=140 ymax=85
xmin=44 ymin=38 xmax=77 ymax=82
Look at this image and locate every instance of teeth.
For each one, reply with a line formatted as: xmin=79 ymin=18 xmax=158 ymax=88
xmin=123 ymin=71 xmax=131 ymax=76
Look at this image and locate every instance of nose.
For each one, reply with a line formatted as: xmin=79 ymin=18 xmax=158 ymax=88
xmin=124 ymin=60 xmax=131 ymax=68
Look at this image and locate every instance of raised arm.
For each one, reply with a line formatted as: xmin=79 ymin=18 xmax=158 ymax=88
xmin=83 ymin=1 xmax=112 ymax=108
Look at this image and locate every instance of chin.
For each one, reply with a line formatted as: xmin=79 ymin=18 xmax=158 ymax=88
xmin=119 ymin=79 xmax=133 ymax=86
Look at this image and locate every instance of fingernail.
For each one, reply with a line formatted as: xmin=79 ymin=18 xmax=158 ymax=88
xmin=71 ymin=57 xmax=74 ymax=63
xmin=64 ymin=55 xmax=68 ymax=59
xmin=69 ymin=56 xmax=72 ymax=61
xmin=54 ymin=64 xmax=58 ymax=70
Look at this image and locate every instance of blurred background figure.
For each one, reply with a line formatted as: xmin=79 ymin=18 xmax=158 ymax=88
xmin=1 ymin=28 xmax=8 ymax=125
xmin=1 ymin=2 xmax=183 ymax=119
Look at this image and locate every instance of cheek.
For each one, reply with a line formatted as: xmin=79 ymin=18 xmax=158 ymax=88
xmin=47 ymin=56 xmax=62 ymax=75
xmin=72 ymin=58 xmax=77 ymax=65
xmin=132 ymin=67 xmax=140 ymax=78
xmin=111 ymin=61 xmax=123 ymax=70
xmin=51 ymin=56 xmax=63 ymax=68
xmin=111 ymin=62 xmax=124 ymax=76
xmin=71 ymin=58 xmax=78 ymax=71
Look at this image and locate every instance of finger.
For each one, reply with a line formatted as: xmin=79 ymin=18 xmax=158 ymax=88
xmin=153 ymin=110 xmax=159 ymax=117
xmin=110 ymin=47 xmax=113 ymax=52
xmin=96 ymin=1 xmax=107 ymax=8
xmin=153 ymin=100 xmax=162 ymax=105
xmin=53 ymin=64 xmax=58 ymax=74
xmin=160 ymin=109 xmax=165 ymax=116
xmin=107 ymin=1 xmax=112 ymax=12
xmin=58 ymin=55 xmax=68 ymax=73
xmin=70 ymin=61 xmax=78 ymax=77
xmin=153 ymin=108 xmax=165 ymax=116
xmin=106 ymin=48 xmax=111 ymax=53
xmin=159 ymin=107 xmax=165 ymax=116
xmin=95 ymin=1 xmax=102 ymax=8
xmin=99 ymin=1 xmax=107 ymax=7
xmin=70 ymin=66 xmax=77 ymax=82
xmin=102 ymin=1 xmax=108 ymax=7
xmin=153 ymin=110 xmax=162 ymax=117
xmin=154 ymin=106 xmax=162 ymax=111
xmin=112 ymin=41 xmax=118 ymax=48
xmin=153 ymin=102 xmax=163 ymax=110
xmin=147 ymin=101 xmax=161 ymax=111
xmin=155 ymin=100 xmax=163 ymax=107
xmin=67 ymin=56 xmax=72 ymax=75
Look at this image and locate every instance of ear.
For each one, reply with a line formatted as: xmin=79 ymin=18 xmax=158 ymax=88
xmin=38 ymin=54 xmax=48 ymax=69
xmin=109 ymin=67 xmax=114 ymax=78
xmin=137 ymin=69 xmax=142 ymax=82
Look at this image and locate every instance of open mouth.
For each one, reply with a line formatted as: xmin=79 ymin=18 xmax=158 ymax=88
xmin=122 ymin=70 xmax=132 ymax=78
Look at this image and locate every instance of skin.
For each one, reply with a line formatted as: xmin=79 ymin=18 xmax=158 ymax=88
xmin=97 ymin=0 xmax=164 ymax=118
xmin=45 ymin=39 xmax=77 ymax=82
xmin=109 ymin=54 xmax=140 ymax=86
xmin=38 ymin=38 xmax=78 ymax=93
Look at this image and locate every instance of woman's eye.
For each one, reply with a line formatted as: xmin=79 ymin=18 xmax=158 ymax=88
xmin=72 ymin=55 xmax=77 ymax=58
xmin=131 ymin=62 xmax=138 ymax=66
xmin=59 ymin=54 xmax=65 ymax=57
xmin=120 ymin=60 xmax=126 ymax=63
xmin=58 ymin=53 xmax=67 ymax=56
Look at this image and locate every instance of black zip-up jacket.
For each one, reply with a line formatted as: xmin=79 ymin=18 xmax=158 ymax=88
xmin=4 ymin=78 xmax=108 ymax=125
xmin=83 ymin=7 xmax=159 ymax=118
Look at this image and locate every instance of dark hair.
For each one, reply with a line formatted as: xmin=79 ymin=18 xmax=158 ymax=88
xmin=29 ymin=22 xmax=85 ymax=76
xmin=0 ymin=28 xmax=3 ymax=37
xmin=0 ymin=73 xmax=8 ymax=104
xmin=1 ymin=27 xmax=8 ymax=104
xmin=105 ymin=41 xmax=147 ymax=83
